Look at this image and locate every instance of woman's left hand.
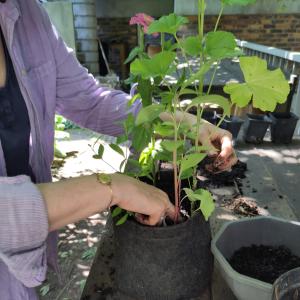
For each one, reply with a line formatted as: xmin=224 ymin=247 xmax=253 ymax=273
xmin=160 ymin=111 xmax=238 ymax=172
xmin=196 ymin=119 xmax=238 ymax=172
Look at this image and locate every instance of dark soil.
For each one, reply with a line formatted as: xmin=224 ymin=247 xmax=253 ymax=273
xmin=229 ymin=245 xmax=300 ymax=284
xmin=228 ymin=197 xmax=260 ymax=217
xmin=198 ymin=158 xmax=247 ymax=188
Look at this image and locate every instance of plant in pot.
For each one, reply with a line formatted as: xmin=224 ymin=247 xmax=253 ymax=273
xmin=93 ymin=0 xmax=290 ymax=299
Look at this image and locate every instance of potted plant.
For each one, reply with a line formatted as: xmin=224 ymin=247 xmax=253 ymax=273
xmin=93 ymin=0 xmax=290 ymax=298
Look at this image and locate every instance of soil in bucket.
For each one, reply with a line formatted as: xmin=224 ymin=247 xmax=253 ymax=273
xmin=229 ymin=245 xmax=300 ymax=284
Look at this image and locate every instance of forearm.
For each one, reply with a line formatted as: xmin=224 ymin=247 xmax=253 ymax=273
xmin=38 ymin=175 xmax=114 ymax=232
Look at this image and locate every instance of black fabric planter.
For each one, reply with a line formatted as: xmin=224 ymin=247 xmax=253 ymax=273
xmin=218 ymin=115 xmax=244 ymax=139
xmin=243 ymin=113 xmax=272 ymax=144
xmin=113 ymin=213 xmax=212 ymax=300
xmin=268 ymin=112 xmax=299 ymax=144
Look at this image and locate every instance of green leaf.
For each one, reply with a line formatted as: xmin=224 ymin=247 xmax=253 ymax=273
xmin=195 ymin=189 xmax=215 ymax=221
xmin=148 ymin=13 xmax=188 ymax=35
xmin=127 ymin=93 xmax=140 ymax=107
xmin=222 ymin=0 xmax=256 ymax=6
xmin=180 ymin=168 xmax=194 ymax=180
xmin=97 ymin=144 xmax=104 ymax=159
xmin=160 ymin=91 xmax=175 ymax=105
xmin=180 ymin=153 xmax=206 ymax=174
xmin=124 ymin=46 xmax=143 ymax=64
xmin=93 ymin=154 xmax=102 ymax=159
xmin=81 ymin=247 xmax=97 ymax=260
xmin=136 ymin=104 xmax=165 ymax=126
xmin=109 ymin=143 xmax=124 ymax=157
xmin=40 ymin=284 xmax=50 ymax=296
xmin=179 ymin=88 xmax=198 ymax=96
xmin=205 ymin=31 xmax=240 ymax=60
xmin=116 ymin=213 xmax=129 ymax=225
xmin=224 ymin=56 xmax=290 ymax=111
xmin=154 ymin=123 xmax=174 ymax=137
xmin=187 ymin=95 xmax=231 ymax=116
xmin=182 ymin=36 xmax=202 ymax=56
xmin=182 ymin=62 xmax=212 ymax=89
xmin=132 ymin=125 xmax=152 ymax=152
xmin=119 ymin=159 xmax=127 ymax=171
xmin=137 ymin=78 xmax=153 ymax=107
xmin=183 ymin=188 xmax=198 ymax=202
xmin=117 ymin=134 xmax=128 ymax=144
xmin=124 ymin=113 xmax=135 ymax=135
xmin=161 ymin=140 xmax=184 ymax=152
xmin=112 ymin=206 xmax=123 ymax=218
xmin=131 ymin=51 xmax=176 ymax=79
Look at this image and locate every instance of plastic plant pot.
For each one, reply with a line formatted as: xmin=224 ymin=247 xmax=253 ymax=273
xmin=243 ymin=113 xmax=272 ymax=144
xmin=268 ymin=112 xmax=299 ymax=144
xmin=217 ymin=115 xmax=244 ymax=140
xmin=272 ymin=267 xmax=300 ymax=300
xmin=211 ymin=216 xmax=300 ymax=300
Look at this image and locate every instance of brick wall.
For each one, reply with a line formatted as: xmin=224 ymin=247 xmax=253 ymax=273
xmin=180 ymin=14 xmax=300 ymax=52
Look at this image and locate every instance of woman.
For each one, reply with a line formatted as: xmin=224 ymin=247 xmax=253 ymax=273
xmin=0 ymin=0 xmax=237 ymax=299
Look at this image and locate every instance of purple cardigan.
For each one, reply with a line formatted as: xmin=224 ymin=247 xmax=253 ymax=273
xmin=0 ymin=0 xmax=140 ymax=299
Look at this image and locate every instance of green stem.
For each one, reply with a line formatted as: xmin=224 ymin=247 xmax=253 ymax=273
xmin=161 ymin=32 xmax=165 ymax=51
xmin=207 ymin=63 xmax=218 ymax=95
xmin=137 ymin=25 xmax=144 ymax=53
xmin=173 ymin=97 xmax=180 ymax=222
xmin=214 ymin=4 xmax=224 ymax=32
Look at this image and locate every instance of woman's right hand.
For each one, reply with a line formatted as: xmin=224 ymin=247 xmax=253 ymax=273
xmin=111 ymin=173 xmax=175 ymax=226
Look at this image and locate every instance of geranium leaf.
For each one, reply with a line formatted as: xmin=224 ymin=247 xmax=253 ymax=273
xmin=148 ymin=13 xmax=188 ymax=35
xmin=182 ymin=36 xmax=202 ymax=56
xmin=205 ymin=31 xmax=240 ymax=60
xmin=131 ymin=51 xmax=176 ymax=79
xmin=132 ymin=125 xmax=152 ymax=152
xmin=224 ymin=56 xmax=290 ymax=111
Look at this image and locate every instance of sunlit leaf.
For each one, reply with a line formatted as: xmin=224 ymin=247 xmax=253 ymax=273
xmin=205 ymin=31 xmax=240 ymax=60
xmin=148 ymin=13 xmax=188 ymax=35
xmin=187 ymin=94 xmax=231 ymax=116
xmin=224 ymin=56 xmax=290 ymax=111
xmin=182 ymin=36 xmax=202 ymax=56
xmin=136 ymin=104 xmax=165 ymax=126
xmin=182 ymin=62 xmax=212 ymax=89
xmin=131 ymin=51 xmax=176 ymax=79
xmin=180 ymin=153 xmax=206 ymax=174
xmin=161 ymin=140 xmax=184 ymax=152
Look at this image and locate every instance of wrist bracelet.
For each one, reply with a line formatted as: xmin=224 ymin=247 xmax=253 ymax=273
xmin=96 ymin=173 xmax=113 ymax=209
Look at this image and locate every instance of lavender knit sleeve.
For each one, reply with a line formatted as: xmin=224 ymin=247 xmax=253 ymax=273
xmin=0 ymin=176 xmax=49 ymax=287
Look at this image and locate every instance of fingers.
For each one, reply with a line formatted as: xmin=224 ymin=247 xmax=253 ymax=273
xmin=198 ymin=134 xmax=219 ymax=156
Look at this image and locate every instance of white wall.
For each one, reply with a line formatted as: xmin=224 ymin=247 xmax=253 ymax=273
xmin=96 ymin=0 xmax=174 ymax=18
xmin=175 ymin=0 xmax=300 ymax=15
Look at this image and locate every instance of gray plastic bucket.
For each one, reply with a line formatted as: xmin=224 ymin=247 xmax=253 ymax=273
xmin=211 ymin=216 xmax=300 ymax=300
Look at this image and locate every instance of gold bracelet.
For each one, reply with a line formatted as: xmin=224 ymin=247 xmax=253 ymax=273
xmin=96 ymin=173 xmax=113 ymax=209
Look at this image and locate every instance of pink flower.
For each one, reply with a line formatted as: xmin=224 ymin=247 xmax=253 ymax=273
xmin=129 ymin=13 xmax=158 ymax=37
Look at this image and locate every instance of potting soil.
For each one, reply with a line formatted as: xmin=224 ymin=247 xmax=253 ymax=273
xmin=229 ymin=245 xmax=300 ymax=284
